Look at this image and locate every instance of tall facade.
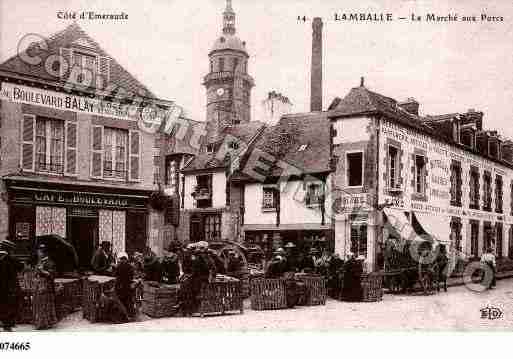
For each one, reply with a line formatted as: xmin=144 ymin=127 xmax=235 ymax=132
xmin=203 ymin=0 xmax=254 ymax=144
xmin=0 ymin=23 xmax=173 ymax=262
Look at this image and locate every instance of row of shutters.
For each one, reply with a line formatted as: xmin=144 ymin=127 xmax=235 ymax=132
xmin=21 ymin=114 xmax=141 ymax=181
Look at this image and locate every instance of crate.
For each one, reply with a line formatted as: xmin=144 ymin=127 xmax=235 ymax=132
xmin=82 ymin=276 xmax=116 ymax=323
xmin=250 ymin=278 xmax=287 ymax=310
xmin=361 ymin=272 xmax=383 ymax=302
xmin=55 ymin=278 xmax=83 ymax=319
xmin=197 ymin=278 xmax=243 ymax=317
xmin=296 ymin=274 xmax=327 ymax=306
xmin=141 ymin=282 xmax=180 ymax=318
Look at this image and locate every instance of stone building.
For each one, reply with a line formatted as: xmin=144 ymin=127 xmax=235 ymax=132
xmin=0 ymin=23 xmax=175 ymax=262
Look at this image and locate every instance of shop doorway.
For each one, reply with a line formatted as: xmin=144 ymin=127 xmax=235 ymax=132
xmin=69 ymin=216 xmax=98 ymax=270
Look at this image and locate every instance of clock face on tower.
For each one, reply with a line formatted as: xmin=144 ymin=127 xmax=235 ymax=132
xmin=216 ymin=87 xmax=225 ymax=97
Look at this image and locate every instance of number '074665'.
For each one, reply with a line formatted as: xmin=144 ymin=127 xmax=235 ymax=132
xmin=0 ymin=342 xmax=31 ymax=351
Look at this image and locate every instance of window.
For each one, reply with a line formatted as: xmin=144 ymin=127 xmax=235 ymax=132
xmin=73 ymin=52 xmax=97 ymax=83
xmin=195 ymin=174 xmax=212 ymax=208
xmin=305 ymin=183 xmax=323 ymax=206
xmin=495 ymin=175 xmax=503 ymax=213
xmin=469 ymin=167 xmax=480 ymax=209
xmin=483 ymin=222 xmax=493 ymax=252
xmin=35 ymin=118 xmax=64 ymax=173
xmin=207 ymin=143 xmax=216 ymax=153
xmin=470 ymin=220 xmax=479 ymax=258
xmin=210 ymin=59 xmax=214 ymax=73
xmin=489 ymin=140 xmax=499 ymax=158
xmin=482 ymin=171 xmax=492 ymax=211
xmin=450 ymin=217 xmax=462 ymax=253
xmin=350 ymin=223 xmax=367 ymax=258
xmin=262 ymin=187 xmax=278 ymax=210
xmin=509 ymin=225 xmax=513 ymax=260
xmin=511 ymin=181 xmax=513 ymax=216
xmin=387 ymin=145 xmax=400 ymax=189
xmin=166 ymin=159 xmax=178 ymax=194
xmin=450 ymin=161 xmax=462 ymax=207
xmin=153 ymin=155 xmax=161 ymax=185
xmin=460 ymin=129 xmax=474 ymax=148
xmin=103 ymin=128 xmax=128 ymax=179
xmin=414 ymin=155 xmax=427 ymax=195
xmin=496 ymin=222 xmax=503 ymax=258
xmin=204 ymin=214 xmax=221 ymax=241
xmin=347 ymin=152 xmax=363 ymax=187
xmin=233 ymin=58 xmax=239 ymax=72
xmin=219 ymin=57 xmax=225 ymax=72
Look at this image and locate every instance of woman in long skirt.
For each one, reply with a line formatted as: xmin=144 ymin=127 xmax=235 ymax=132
xmin=33 ymin=245 xmax=58 ymax=330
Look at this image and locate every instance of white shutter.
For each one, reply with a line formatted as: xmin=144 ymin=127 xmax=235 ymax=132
xmin=129 ymin=130 xmax=141 ymax=182
xmin=59 ymin=47 xmax=73 ymax=79
xmin=64 ymin=121 xmax=78 ymax=176
xmin=21 ymin=114 xmax=36 ymax=171
xmin=90 ymin=125 xmax=104 ymax=178
xmin=98 ymin=56 xmax=110 ymax=82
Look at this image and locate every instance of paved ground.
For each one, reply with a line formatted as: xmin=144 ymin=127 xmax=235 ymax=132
xmin=14 ymin=278 xmax=513 ymax=331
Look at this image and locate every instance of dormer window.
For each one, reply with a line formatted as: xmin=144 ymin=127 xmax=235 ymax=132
xmin=73 ymin=51 xmax=97 ymax=83
xmin=460 ymin=128 xmax=475 ymax=149
xmin=298 ymin=144 xmax=308 ymax=152
xmin=228 ymin=141 xmax=239 ymax=150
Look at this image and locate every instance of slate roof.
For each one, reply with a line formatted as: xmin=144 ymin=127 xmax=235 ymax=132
xmin=328 ymin=85 xmax=432 ymax=134
xmin=0 ymin=22 xmax=156 ymax=98
xmin=182 ymin=121 xmax=266 ymax=173
xmin=251 ymin=112 xmax=332 ymax=177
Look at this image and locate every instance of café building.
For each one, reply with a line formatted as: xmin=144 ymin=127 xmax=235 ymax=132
xmin=0 ymin=23 xmax=174 ymax=265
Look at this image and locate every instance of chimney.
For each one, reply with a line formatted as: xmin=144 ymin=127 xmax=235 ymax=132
xmin=310 ymin=17 xmax=323 ymax=112
xmin=398 ymin=97 xmax=420 ymax=116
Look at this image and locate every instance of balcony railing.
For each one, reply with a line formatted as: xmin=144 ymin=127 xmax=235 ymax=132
xmin=36 ymin=162 xmax=64 ymax=174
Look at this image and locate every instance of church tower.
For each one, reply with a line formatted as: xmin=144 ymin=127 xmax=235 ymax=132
xmin=203 ymin=0 xmax=254 ymax=144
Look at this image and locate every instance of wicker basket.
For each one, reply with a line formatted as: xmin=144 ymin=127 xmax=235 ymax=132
xmin=250 ymin=278 xmax=287 ymax=310
xmin=296 ymin=274 xmax=327 ymax=306
xmin=361 ymin=272 xmax=383 ymax=302
xmin=55 ymin=278 xmax=83 ymax=319
xmin=82 ymin=276 xmax=116 ymax=323
xmin=227 ymin=269 xmax=250 ymax=298
xmin=198 ymin=278 xmax=243 ymax=317
xmin=141 ymin=281 xmax=179 ymax=318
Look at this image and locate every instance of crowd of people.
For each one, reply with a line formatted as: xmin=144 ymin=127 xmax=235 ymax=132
xmin=89 ymin=240 xmax=246 ymax=321
xmin=0 ymin=236 xmax=501 ymax=331
xmin=264 ymin=242 xmax=367 ymax=303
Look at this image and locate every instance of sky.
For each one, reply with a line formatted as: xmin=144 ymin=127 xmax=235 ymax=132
xmin=1 ymin=0 xmax=512 ymax=136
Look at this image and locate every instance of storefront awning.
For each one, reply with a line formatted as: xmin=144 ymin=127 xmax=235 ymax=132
xmin=412 ymin=212 xmax=451 ymax=244
xmin=383 ymin=208 xmax=425 ymax=243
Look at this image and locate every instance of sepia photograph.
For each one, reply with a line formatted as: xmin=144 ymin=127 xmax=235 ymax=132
xmin=0 ymin=0 xmax=513 ymax=351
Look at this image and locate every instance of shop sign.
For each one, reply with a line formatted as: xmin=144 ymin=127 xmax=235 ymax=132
xmin=34 ymin=192 xmax=129 ymax=207
xmin=339 ymin=194 xmax=371 ymax=212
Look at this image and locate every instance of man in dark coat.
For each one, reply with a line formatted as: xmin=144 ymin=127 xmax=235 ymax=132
xmin=161 ymin=249 xmax=180 ymax=285
xmin=341 ymin=253 xmax=363 ymax=301
xmin=91 ymin=241 xmax=113 ymax=275
xmin=114 ymin=252 xmax=135 ymax=320
xmin=284 ymin=242 xmax=299 ymax=272
xmin=0 ymin=239 xmax=24 ymax=331
xmin=301 ymin=248 xmax=319 ymax=273
xmin=189 ymin=242 xmax=216 ymax=312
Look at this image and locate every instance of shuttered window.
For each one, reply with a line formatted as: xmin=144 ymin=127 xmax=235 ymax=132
xmin=90 ymin=125 xmax=103 ymax=178
xmin=65 ymin=121 xmax=77 ymax=175
xmin=469 ymin=167 xmax=480 ymax=209
xmin=129 ymin=130 xmax=141 ymax=182
xmin=59 ymin=47 xmax=109 ymax=88
xmin=21 ymin=114 xmax=36 ymax=171
xmin=450 ymin=160 xmax=462 ymax=207
xmin=104 ymin=127 xmax=127 ymax=180
xmin=495 ymin=175 xmax=503 ymax=213
xmin=387 ymin=145 xmax=401 ymax=189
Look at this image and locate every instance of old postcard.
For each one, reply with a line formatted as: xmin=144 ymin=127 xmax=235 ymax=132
xmin=0 ymin=0 xmax=512 ymax=348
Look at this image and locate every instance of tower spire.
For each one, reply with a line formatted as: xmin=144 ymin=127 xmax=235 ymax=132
xmin=223 ymin=0 xmax=236 ymax=35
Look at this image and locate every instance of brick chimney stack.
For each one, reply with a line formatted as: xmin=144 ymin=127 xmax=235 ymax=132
xmin=310 ymin=17 xmax=323 ymax=112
